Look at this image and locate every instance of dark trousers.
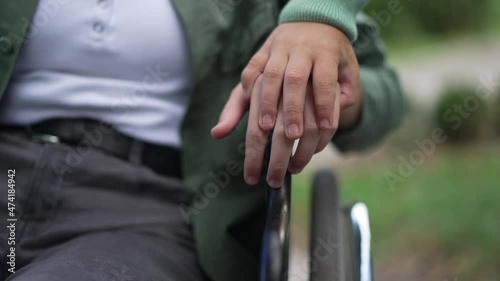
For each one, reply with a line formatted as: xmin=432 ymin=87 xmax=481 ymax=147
xmin=0 ymin=130 xmax=206 ymax=281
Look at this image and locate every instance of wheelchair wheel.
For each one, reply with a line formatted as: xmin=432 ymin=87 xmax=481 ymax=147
xmin=309 ymin=170 xmax=343 ymax=281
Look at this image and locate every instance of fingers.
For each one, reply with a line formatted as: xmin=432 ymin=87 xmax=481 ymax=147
xmin=220 ymin=23 xmax=363 ymax=188
xmin=266 ymin=99 xmax=295 ymax=188
xmin=211 ymin=83 xmax=250 ymax=139
xmin=241 ymin=42 xmax=271 ymax=97
xmin=289 ymin=85 xmax=321 ymax=174
xmin=337 ymin=52 xmax=362 ymax=130
xmin=337 ymin=45 xmax=360 ymax=109
xmin=244 ymin=76 xmax=269 ymax=186
xmin=282 ymin=54 xmax=313 ymax=140
xmin=259 ymin=52 xmax=288 ymax=131
xmin=316 ymin=84 xmax=341 ymax=153
xmin=312 ymin=57 xmax=338 ymax=130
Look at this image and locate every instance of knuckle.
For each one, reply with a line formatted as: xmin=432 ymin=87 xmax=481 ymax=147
xmin=260 ymin=98 xmax=277 ymax=113
xmin=247 ymin=55 xmax=263 ymax=68
xmin=273 ymin=34 xmax=288 ymax=45
xmin=244 ymin=145 xmax=258 ymax=161
xmin=269 ymin=163 xmax=287 ymax=175
xmin=331 ymin=43 xmax=342 ymax=53
xmin=322 ymin=42 xmax=336 ymax=52
xmin=315 ymin=102 xmax=332 ymax=113
xmin=263 ymin=67 xmax=282 ymax=81
xmin=284 ymin=104 xmax=302 ymax=117
xmin=286 ymin=70 xmax=307 ymax=86
xmin=244 ymin=150 xmax=259 ymax=167
xmin=247 ymin=130 xmax=267 ymax=147
xmin=247 ymin=125 xmax=262 ymax=137
xmin=241 ymin=68 xmax=255 ymax=85
xmin=341 ymin=43 xmax=353 ymax=57
xmin=241 ymin=55 xmax=265 ymax=84
xmin=245 ymin=155 xmax=259 ymax=167
xmin=315 ymin=76 xmax=336 ymax=90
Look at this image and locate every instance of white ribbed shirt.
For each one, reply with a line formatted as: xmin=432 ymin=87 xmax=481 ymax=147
xmin=0 ymin=0 xmax=194 ymax=147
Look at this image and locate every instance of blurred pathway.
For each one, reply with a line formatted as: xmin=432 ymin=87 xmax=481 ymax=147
xmin=393 ymin=37 xmax=500 ymax=107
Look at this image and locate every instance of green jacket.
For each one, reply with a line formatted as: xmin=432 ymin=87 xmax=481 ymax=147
xmin=0 ymin=1 xmax=405 ymax=281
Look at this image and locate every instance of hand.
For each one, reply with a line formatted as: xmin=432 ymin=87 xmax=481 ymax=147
xmin=241 ymin=22 xmax=361 ymax=134
xmin=211 ymin=22 xmax=362 ymax=187
xmin=212 ymin=75 xmax=356 ymax=187
xmin=212 ymin=76 xmax=341 ymax=187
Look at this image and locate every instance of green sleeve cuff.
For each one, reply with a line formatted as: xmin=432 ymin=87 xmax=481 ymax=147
xmin=278 ymin=0 xmax=368 ymax=41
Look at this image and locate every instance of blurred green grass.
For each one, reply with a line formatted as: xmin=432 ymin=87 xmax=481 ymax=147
xmin=363 ymin=0 xmax=500 ymax=58
xmin=292 ymin=143 xmax=500 ymax=277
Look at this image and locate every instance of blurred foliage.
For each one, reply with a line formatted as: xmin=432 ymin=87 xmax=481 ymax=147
xmin=495 ymin=91 xmax=500 ymax=135
xmin=435 ymin=85 xmax=487 ymax=143
xmin=409 ymin=0 xmax=491 ymax=35
xmin=363 ymin=0 xmax=498 ymax=45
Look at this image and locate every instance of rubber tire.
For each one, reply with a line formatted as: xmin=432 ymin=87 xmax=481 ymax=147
xmin=309 ymin=170 xmax=343 ymax=281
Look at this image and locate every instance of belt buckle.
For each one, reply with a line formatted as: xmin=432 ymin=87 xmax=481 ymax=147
xmin=31 ymin=134 xmax=61 ymax=144
xmin=25 ymin=125 xmax=61 ymax=144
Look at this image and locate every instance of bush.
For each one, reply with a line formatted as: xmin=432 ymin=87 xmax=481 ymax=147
xmin=494 ymin=92 xmax=500 ymax=136
xmin=409 ymin=0 xmax=491 ymax=34
xmin=435 ymin=85 xmax=487 ymax=143
xmin=363 ymin=0 xmax=419 ymax=41
xmin=365 ymin=0 xmax=492 ymax=36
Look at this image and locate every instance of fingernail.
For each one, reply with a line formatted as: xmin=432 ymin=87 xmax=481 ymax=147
xmin=319 ymin=119 xmax=330 ymax=129
xmin=287 ymin=123 xmax=300 ymax=138
xmin=246 ymin=176 xmax=258 ymax=185
xmin=268 ymin=179 xmax=282 ymax=188
xmin=262 ymin=114 xmax=273 ymax=127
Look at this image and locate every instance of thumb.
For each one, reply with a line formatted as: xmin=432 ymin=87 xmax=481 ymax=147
xmin=339 ymin=79 xmax=360 ymax=109
xmin=211 ymin=83 xmax=250 ymax=139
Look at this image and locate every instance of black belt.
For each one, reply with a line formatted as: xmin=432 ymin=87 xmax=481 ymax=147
xmin=0 ymin=119 xmax=183 ymax=179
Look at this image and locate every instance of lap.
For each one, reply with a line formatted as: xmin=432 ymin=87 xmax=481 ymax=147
xmin=7 ymin=230 xmax=205 ymax=281
xmin=0 ymin=131 xmax=205 ymax=281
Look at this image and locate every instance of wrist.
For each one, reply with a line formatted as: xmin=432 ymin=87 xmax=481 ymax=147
xmin=278 ymin=0 xmax=367 ymax=41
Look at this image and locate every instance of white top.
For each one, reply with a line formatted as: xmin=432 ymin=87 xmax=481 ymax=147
xmin=0 ymin=0 xmax=194 ymax=147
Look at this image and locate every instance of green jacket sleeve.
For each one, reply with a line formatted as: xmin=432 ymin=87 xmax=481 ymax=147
xmin=278 ymin=0 xmax=368 ymax=41
xmin=332 ymin=13 xmax=407 ymax=151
